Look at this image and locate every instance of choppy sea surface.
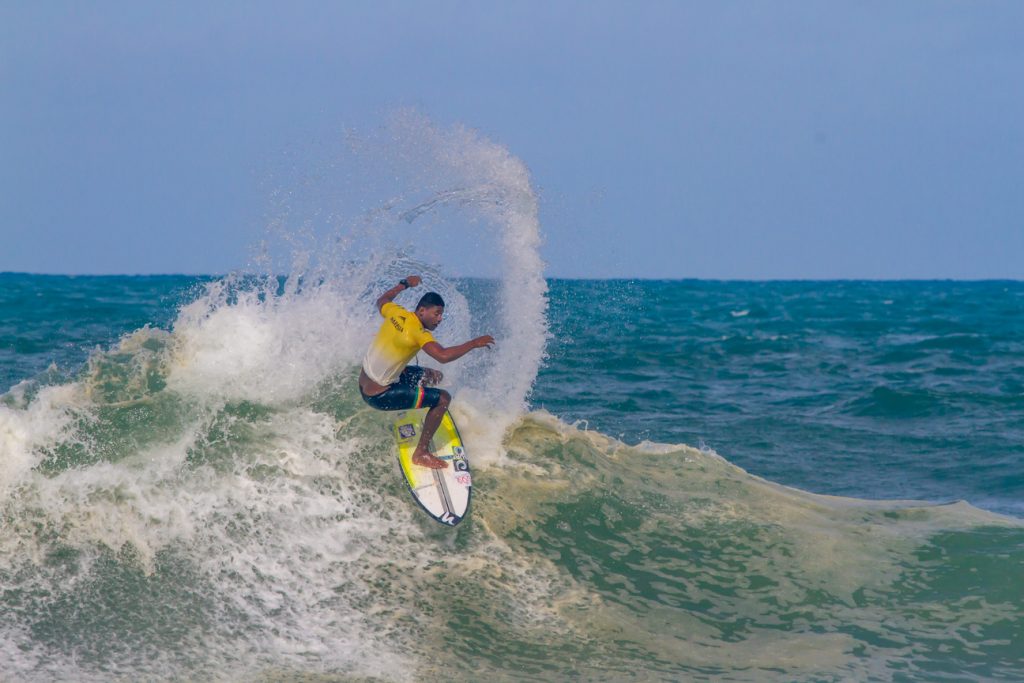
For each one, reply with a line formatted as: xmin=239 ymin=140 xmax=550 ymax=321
xmin=1 ymin=273 xmax=1022 ymax=682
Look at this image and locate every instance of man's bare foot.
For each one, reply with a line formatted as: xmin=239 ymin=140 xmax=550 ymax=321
xmin=412 ymin=450 xmax=448 ymax=469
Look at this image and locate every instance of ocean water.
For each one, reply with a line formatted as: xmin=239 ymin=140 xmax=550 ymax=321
xmin=2 ymin=121 xmax=1023 ymax=681
xmin=2 ymin=274 xmax=1022 ymax=682
xmin=537 ymin=279 xmax=1024 ymax=518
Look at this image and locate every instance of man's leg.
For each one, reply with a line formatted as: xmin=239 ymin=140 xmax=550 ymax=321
xmin=412 ymin=389 xmax=450 ymax=469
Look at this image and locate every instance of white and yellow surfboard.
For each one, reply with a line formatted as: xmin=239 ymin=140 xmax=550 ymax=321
xmin=392 ymin=408 xmax=472 ymax=526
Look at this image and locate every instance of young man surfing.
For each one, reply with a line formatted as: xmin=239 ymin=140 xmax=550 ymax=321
xmin=359 ymin=275 xmax=494 ymax=469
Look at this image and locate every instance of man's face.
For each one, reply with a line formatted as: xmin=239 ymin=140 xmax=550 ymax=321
xmin=417 ymin=305 xmax=444 ymax=330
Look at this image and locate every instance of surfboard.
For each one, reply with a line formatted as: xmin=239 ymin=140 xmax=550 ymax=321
xmin=392 ymin=408 xmax=472 ymax=526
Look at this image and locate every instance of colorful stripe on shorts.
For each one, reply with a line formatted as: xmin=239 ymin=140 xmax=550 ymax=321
xmin=414 ymin=384 xmax=425 ymax=408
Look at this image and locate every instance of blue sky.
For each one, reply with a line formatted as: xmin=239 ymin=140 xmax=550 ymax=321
xmin=2 ymin=1 xmax=1022 ymax=278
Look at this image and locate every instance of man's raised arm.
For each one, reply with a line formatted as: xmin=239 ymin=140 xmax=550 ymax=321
xmin=375 ymin=275 xmax=422 ymax=312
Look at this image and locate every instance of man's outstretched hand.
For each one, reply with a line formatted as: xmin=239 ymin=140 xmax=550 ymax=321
xmin=474 ymin=335 xmax=496 ymax=349
xmin=404 ymin=275 xmax=422 ymax=288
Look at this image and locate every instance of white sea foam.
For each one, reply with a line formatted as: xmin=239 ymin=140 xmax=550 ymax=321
xmin=0 ymin=382 xmax=81 ymax=496
xmin=0 ymin=401 xmax=417 ymax=680
xmin=166 ymin=276 xmax=374 ymax=405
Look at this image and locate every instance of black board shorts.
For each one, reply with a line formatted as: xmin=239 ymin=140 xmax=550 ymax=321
xmin=360 ymin=366 xmax=444 ymax=411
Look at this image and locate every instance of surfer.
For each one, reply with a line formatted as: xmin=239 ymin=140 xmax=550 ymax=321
xmin=359 ymin=276 xmax=494 ymax=469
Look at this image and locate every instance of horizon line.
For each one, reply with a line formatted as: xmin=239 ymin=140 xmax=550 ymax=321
xmin=2 ymin=271 xmax=1023 ymax=283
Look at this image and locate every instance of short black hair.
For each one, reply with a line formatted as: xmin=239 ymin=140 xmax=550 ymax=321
xmin=416 ymin=292 xmax=445 ymax=309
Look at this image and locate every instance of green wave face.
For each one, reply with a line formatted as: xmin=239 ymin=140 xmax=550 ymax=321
xmin=479 ymin=416 xmax=1024 ymax=681
xmin=2 ymin=333 xmax=1021 ymax=682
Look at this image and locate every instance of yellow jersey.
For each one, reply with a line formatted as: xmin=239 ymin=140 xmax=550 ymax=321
xmin=362 ymin=302 xmax=436 ymax=385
